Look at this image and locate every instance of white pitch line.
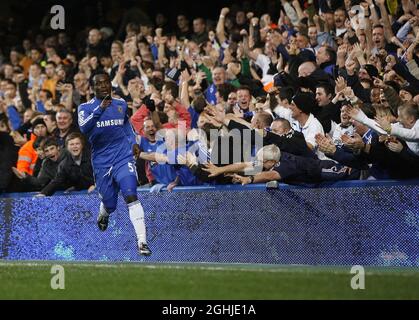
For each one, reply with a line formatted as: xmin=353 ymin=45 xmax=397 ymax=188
xmin=0 ymin=261 xmax=417 ymax=276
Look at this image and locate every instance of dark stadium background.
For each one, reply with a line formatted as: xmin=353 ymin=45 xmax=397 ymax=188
xmin=0 ymin=0 xmax=281 ymax=46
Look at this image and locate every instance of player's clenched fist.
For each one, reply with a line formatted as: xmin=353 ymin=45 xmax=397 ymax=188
xmin=100 ymin=95 xmax=112 ymax=109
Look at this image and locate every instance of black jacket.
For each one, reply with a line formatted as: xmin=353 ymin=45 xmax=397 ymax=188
xmin=364 ymin=140 xmax=419 ymax=179
xmin=41 ymin=149 xmax=94 ymax=196
xmin=24 ymin=152 xmax=64 ymax=191
xmin=264 ymin=130 xmax=317 ymax=159
xmin=313 ymin=102 xmax=341 ymax=134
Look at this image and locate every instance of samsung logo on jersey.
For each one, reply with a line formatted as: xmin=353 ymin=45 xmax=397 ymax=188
xmin=96 ymin=119 xmax=124 ymax=128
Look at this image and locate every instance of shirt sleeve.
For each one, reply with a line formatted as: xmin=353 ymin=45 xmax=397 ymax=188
xmin=78 ymin=103 xmax=104 ymax=134
xmin=24 ymin=161 xmax=52 ymax=189
xmin=282 ymin=1 xmax=299 ymax=26
xmin=7 ymin=105 xmax=22 ymax=131
xmin=352 ymin=109 xmax=388 ymax=135
xmin=391 ymin=121 xmax=419 ymax=142
xmin=396 ymin=21 xmax=411 ymax=42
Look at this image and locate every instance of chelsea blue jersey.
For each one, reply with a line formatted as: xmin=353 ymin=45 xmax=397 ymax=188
xmin=78 ymin=97 xmax=137 ymax=168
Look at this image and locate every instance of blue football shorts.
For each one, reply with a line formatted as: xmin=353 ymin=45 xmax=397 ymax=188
xmin=94 ymin=160 xmax=138 ymax=213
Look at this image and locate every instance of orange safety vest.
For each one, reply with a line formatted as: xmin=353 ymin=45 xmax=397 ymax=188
xmin=16 ymin=133 xmax=38 ymax=175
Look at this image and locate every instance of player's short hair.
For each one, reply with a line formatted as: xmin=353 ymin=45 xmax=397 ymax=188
xmin=92 ymin=72 xmax=110 ymax=84
xmin=65 ymin=132 xmax=85 ymax=147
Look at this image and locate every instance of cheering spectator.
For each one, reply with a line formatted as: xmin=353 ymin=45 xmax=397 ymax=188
xmin=12 ymin=137 xmax=63 ymax=191
xmin=54 ymin=108 xmax=79 ymax=147
xmin=38 ymin=132 xmax=94 ymax=196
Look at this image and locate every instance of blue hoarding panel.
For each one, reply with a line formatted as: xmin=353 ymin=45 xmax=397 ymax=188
xmin=0 ymin=182 xmax=418 ymax=266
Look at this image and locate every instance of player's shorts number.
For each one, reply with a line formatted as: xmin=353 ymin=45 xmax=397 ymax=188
xmin=128 ymin=162 xmax=135 ymax=173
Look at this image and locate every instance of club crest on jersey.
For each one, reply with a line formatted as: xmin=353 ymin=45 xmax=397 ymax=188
xmin=118 ymin=106 xmax=123 ymax=114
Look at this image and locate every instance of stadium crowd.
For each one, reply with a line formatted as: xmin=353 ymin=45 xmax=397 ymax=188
xmin=1 ymin=0 xmax=419 ymax=195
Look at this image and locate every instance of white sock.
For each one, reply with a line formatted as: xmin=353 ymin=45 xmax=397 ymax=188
xmin=100 ymin=202 xmax=109 ymax=217
xmin=128 ymin=200 xmax=147 ymax=244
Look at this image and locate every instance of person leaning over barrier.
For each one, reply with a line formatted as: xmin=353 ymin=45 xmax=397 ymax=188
xmin=202 ymin=144 xmax=360 ymax=186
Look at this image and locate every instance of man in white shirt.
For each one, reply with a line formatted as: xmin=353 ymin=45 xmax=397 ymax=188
xmin=273 ymin=91 xmax=325 ymax=159
xmin=334 ymin=8 xmax=348 ymax=37
xmin=289 ymin=92 xmax=326 ymax=159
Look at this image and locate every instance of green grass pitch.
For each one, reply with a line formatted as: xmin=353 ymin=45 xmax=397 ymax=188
xmin=1 ymin=261 xmax=418 ymax=299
